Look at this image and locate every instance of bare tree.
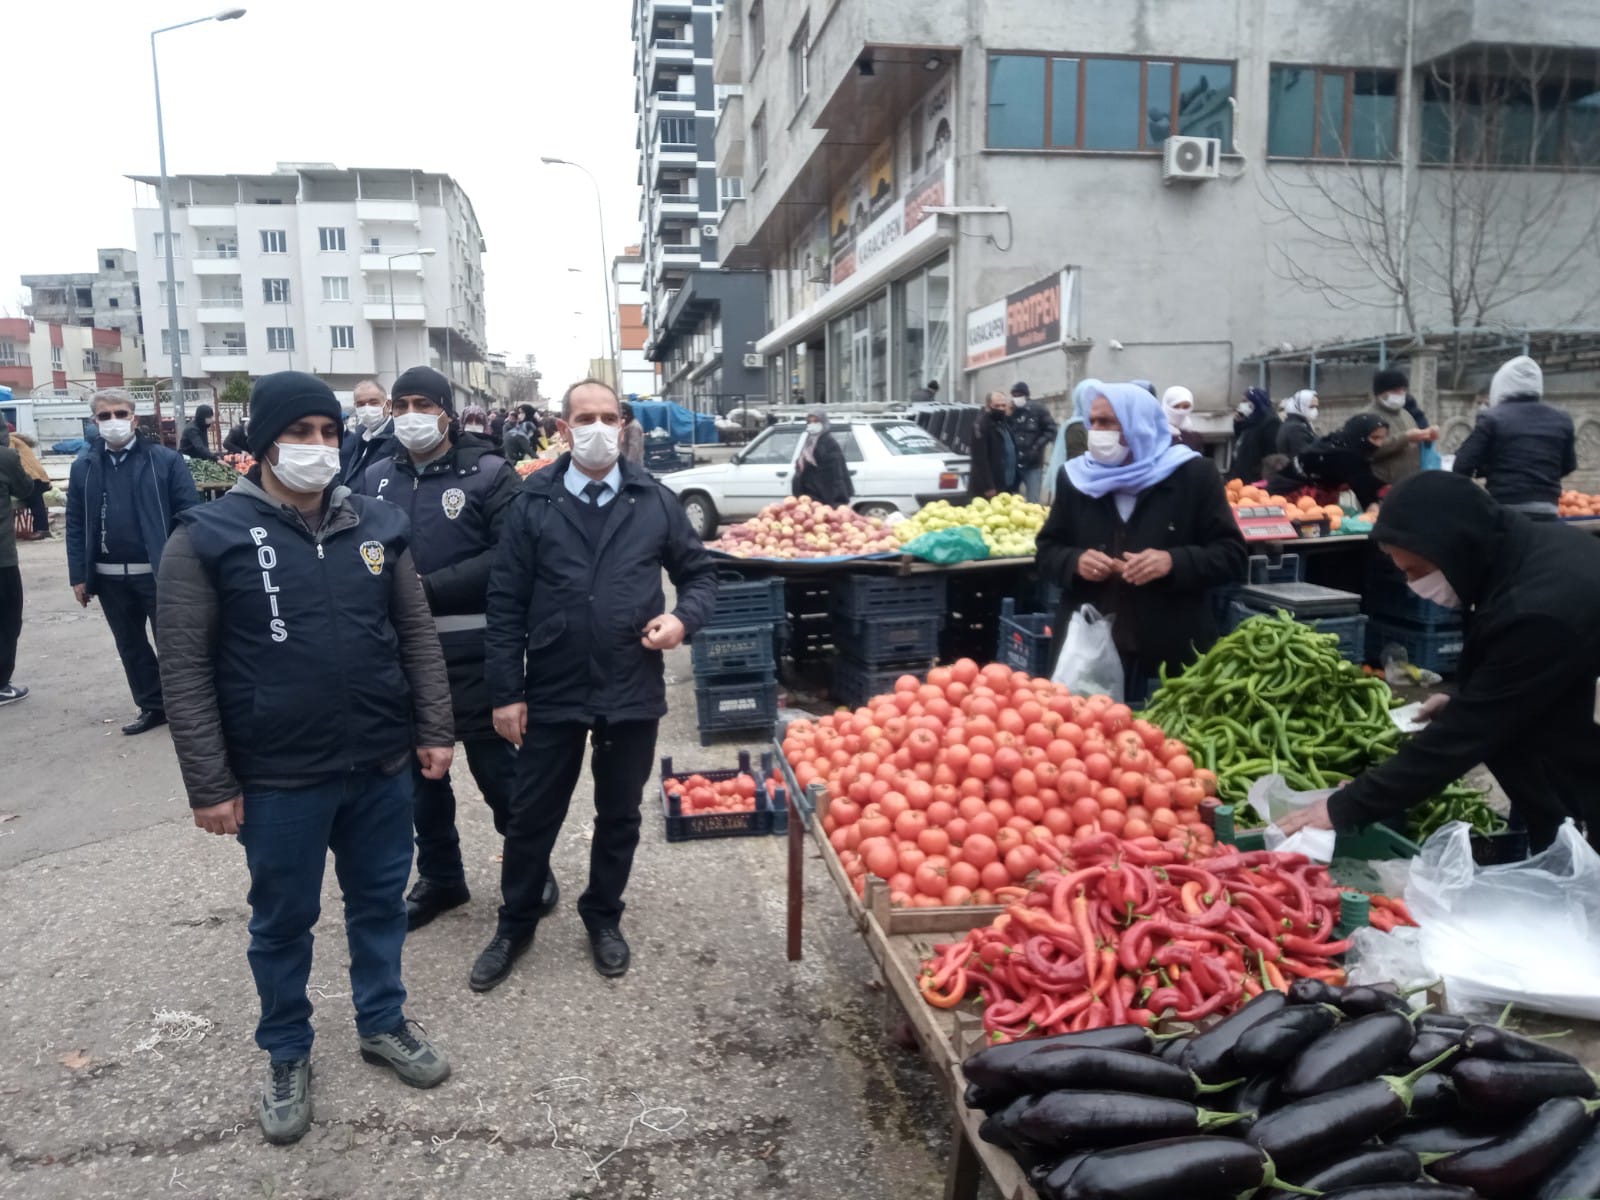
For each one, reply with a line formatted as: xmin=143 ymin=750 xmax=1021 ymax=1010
xmin=507 ymin=355 xmax=543 ymax=409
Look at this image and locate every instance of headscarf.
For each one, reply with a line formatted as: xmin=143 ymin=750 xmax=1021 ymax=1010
xmin=1373 ymin=471 xmax=1506 ymax=608
xmin=1064 ymin=382 xmax=1200 ymax=499
xmin=799 ymin=406 xmax=828 ymax=468
xmin=1331 ymin=412 xmax=1389 ymax=455
xmin=1284 ymin=389 xmax=1318 ymax=422
xmin=1131 ymin=379 xmax=1158 ymax=397
xmin=1065 ymin=378 xmax=1098 ymax=429
xmin=1160 ymin=385 xmax=1194 ymax=433
xmin=1236 ymin=386 xmax=1272 ymax=427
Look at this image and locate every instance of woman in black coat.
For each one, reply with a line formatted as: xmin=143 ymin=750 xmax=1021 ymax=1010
xmin=1037 ymin=382 xmax=1246 ymax=701
xmin=1275 ymin=389 xmax=1319 ymax=458
xmin=1228 ymin=387 xmax=1281 ymax=482
xmin=968 ymin=390 xmax=1018 ymax=499
xmin=1266 ymin=413 xmax=1391 ymax=509
xmin=791 ymin=408 xmax=852 ymax=506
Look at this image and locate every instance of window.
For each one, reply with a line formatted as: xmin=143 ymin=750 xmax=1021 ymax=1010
xmin=322 ymin=276 xmax=350 ymax=301
xmin=987 ymin=52 xmax=1234 ymax=151
xmin=330 ymin=325 xmax=356 ymax=350
xmin=158 ymin=281 xmax=185 ymax=306
xmin=259 ymin=229 xmax=288 ymax=254
xmin=154 ymin=232 xmax=182 ymax=257
xmin=160 ymin=329 xmax=191 ymax=354
xmin=103 ymin=258 xmax=116 ymax=270
xmin=1421 ymin=68 xmax=1600 ymax=167
xmin=895 ymin=256 xmax=951 ymax=402
xmin=741 ymin=425 xmax=802 ymax=464
xmin=747 ymin=1 xmax=764 ymax=67
xmin=83 ymin=349 xmax=100 ymax=372
xmin=875 ymin=423 xmax=944 ymax=456
xmin=659 ymin=116 xmax=695 ymax=146
xmin=718 ymin=176 xmax=744 ymax=209
xmin=751 ymin=106 xmax=768 ymax=175
xmin=836 ymin=429 xmax=865 ymax=463
xmin=789 ymin=16 xmax=809 ymax=110
xmin=108 ymin=297 xmax=119 ymax=308
xmin=266 ymin=327 xmax=295 ymax=352
xmin=1268 ymin=66 xmax=1399 ymax=160
xmin=318 ymin=226 xmax=346 ymax=252
xmin=75 ymin=287 xmax=94 ymax=308
xmin=0 ymin=343 xmax=22 ymax=366
xmin=263 ymin=278 xmax=291 ymax=303
xmin=50 ymin=345 xmax=63 ymax=372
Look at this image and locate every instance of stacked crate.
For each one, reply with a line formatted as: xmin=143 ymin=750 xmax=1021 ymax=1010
xmin=1361 ymin=553 xmax=1465 ymax=675
xmin=830 ymin=575 xmax=948 ymax=709
xmin=691 ymin=575 xmax=785 ymax=746
xmin=995 ymin=597 xmax=1055 ymax=677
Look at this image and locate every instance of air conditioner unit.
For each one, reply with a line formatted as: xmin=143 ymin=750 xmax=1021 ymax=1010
xmin=1162 ymin=136 xmax=1220 ymax=183
xmin=742 ymin=353 xmax=763 ymax=369
xmin=700 ymin=224 xmax=719 ymax=238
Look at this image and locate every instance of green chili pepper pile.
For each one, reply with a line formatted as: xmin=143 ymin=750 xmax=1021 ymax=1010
xmin=187 ymin=458 xmax=239 ymax=486
xmin=1408 ymin=780 xmax=1506 ymax=841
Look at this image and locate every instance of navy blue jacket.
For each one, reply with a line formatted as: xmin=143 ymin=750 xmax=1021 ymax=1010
xmin=340 ymin=422 xmax=397 ymax=487
xmin=486 ymin=455 xmax=718 ymax=723
xmin=66 ymin=438 xmax=200 ymax=598
xmin=1452 ymin=397 xmax=1577 ymax=509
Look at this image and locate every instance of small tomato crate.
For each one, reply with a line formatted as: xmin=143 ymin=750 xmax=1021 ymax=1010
xmin=659 ymin=749 xmax=775 ymax=841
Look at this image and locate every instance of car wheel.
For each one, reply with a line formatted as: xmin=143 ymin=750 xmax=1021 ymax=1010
xmin=857 ymin=502 xmax=899 ymax=522
xmin=681 ymin=492 xmax=718 ymax=539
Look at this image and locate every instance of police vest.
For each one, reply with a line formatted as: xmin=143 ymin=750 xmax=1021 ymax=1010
xmin=179 ymin=492 xmax=415 ymax=783
xmin=361 ymin=449 xmax=505 ymax=585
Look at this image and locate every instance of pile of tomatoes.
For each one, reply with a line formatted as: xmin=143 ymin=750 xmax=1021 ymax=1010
xmin=781 ymin=661 xmax=1220 ymax=908
xmin=661 ymin=771 xmax=762 ymax=815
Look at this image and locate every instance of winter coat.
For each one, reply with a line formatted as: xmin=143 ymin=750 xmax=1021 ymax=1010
xmin=357 ymin=434 xmax=522 ymax=740
xmin=1010 ymin=402 xmax=1059 ymax=470
xmin=620 ymin=420 xmax=645 ymax=465
xmin=969 ymin=411 xmax=1019 ymax=498
xmin=1035 ymin=457 xmax=1247 ymax=680
xmin=1451 ymin=396 xmax=1577 ymax=511
xmin=1229 ymin=416 xmax=1282 ymax=483
xmin=1276 ymin=414 xmax=1317 ymax=459
xmin=1328 ymin=473 xmax=1600 ymax=851
xmin=179 ymin=410 xmax=217 ymax=461
xmin=1368 ymin=399 xmax=1423 ymax=484
xmin=222 ymin=424 xmax=250 ymax=457
xmin=65 ymin=437 xmax=200 ymax=598
xmin=10 ymin=435 xmax=49 ymax=484
xmin=340 ymin=421 xmax=397 ymax=486
xmin=1265 ymin=414 xmax=1390 ymax=510
xmin=156 ymin=476 xmax=452 ymax=808
xmin=0 ymin=443 xmax=30 ymax=569
xmin=485 ymin=454 xmax=718 ymax=724
xmin=792 ymin=431 xmax=852 ymax=506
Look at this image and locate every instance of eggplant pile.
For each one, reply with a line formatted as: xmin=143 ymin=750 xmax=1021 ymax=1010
xmin=960 ymin=985 xmax=1600 ymax=1200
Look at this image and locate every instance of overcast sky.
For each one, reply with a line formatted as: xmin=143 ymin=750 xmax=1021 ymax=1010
xmin=3 ymin=0 xmax=640 ymax=393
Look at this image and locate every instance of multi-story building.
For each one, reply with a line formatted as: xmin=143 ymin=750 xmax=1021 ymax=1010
xmin=126 ymin=163 xmax=488 ymax=403
xmin=0 ymin=318 xmax=130 ymax=399
xmin=21 ymin=249 xmax=144 ymax=356
xmin=714 ymin=0 xmax=1600 ymax=452
xmin=612 ymin=245 xmax=657 ymax=397
xmin=632 ymin=0 xmax=768 ymax=412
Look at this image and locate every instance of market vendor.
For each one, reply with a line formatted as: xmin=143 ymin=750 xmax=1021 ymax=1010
xmin=1036 ymin=381 xmax=1246 ymax=702
xmin=1278 ymin=471 xmax=1600 ymax=852
xmin=1263 ymin=413 xmax=1390 ymax=510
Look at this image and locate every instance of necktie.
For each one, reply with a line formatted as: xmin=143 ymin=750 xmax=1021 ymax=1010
xmin=582 ymin=481 xmax=608 ymax=506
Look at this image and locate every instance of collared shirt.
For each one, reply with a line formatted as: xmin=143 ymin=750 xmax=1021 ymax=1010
xmin=362 ymin=417 xmax=393 ymax=443
xmin=563 ymin=461 xmax=623 ymax=508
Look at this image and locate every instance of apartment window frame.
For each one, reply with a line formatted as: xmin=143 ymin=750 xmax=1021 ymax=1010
xmin=160 ymin=329 xmax=191 ymax=355
xmin=154 ymin=232 xmax=182 ymax=258
xmin=262 ymin=278 xmax=292 ymax=304
xmin=50 ymin=345 xmax=64 ymax=372
xmin=659 ymin=116 xmax=695 ymax=147
xmin=718 ymin=176 xmax=745 ymax=210
xmin=1419 ymin=64 xmax=1600 ymax=169
xmin=322 ymin=276 xmax=350 ymax=302
xmin=330 ymin=325 xmax=356 ymax=350
xmin=747 ymin=0 xmax=764 ymax=75
xmin=103 ymin=257 xmax=116 ymax=270
xmin=750 ymin=104 xmax=769 ymax=180
xmin=1267 ymin=64 xmax=1401 ymax=161
xmin=985 ymin=50 xmax=1236 ymax=153
xmin=266 ymin=327 xmax=295 ymax=353
xmin=259 ymin=229 xmax=288 ymax=254
xmin=789 ymin=15 xmax=810 ymax=112
xmin=83 ymin=349 xmax=101 ymax=372
xmin=318 ymin=226 xmax=346 ymax=252
xmin=158 ymin=280 xmax=186 ymax=307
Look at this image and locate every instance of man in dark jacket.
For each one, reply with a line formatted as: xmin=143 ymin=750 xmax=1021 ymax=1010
xmin=179 ymin=405 xmax=219 ymax=461
xmin=968 ymin=390 xmax=1018 ymax=500
xmin=478 ymin=379 xmax=717 ymax=992
xmin=340 ymin=379 xmax=396 ymax=485
xmin=1279 ymin=472 xmax=1600 ymax=852
xmin=1368 ymin=367 xmax=1437 ymax=485
xmin=1009 ymin=381 xmax=1059 ymax=503
xmin=222 ymin=419 xmax=251 ymax=458
xmin=156 ymin=370 xmax=456 ymax=1144
xmin=66 ymin=388 xmax=200 ymax=734
xmin=790 ymin=408 xmax=852 ymax=506
xmin=356 ymin=366 xmax=528 ymax=931
xmin=1452 ymin=355 xmax=1576 ymax=520
xmin=0 ymin=426 xmax=32 ymax=705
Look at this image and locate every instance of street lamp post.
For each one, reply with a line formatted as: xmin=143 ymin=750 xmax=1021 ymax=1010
xmin=387 ymin=248 xmax=436 ymax=381
xmin=541 ymin=157 xmax=619 ymax=390
xmin=151 ymin=8 xmax=246 ymax=427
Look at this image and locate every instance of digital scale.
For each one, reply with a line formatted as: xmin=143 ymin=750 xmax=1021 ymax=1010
xmin=1234 ymin=504 xmax=1300 ymax=542
xmin=1236 ymin=581 xmax=1363 ymax=618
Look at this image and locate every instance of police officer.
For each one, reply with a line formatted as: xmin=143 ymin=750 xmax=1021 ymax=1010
xmin=356 ymin=366 xmax=543 ymax=930
xmin=156 ymin=370 xmax=456 ymax=1144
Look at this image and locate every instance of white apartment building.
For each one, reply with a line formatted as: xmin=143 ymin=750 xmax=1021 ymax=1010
xmin=128 ymin=164 xmax=487 ymax=402
xmin=612 ymin=246 xmax=656 ymax=397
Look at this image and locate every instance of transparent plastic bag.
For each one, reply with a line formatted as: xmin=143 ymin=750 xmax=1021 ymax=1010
xmin=1404 ymin=820 xmax=1600 ymax=1020
xmin=1347 ymin=925 xmax=1431 ymax=998
xmin=1051 ymin=604 xmax=1123 ymax=702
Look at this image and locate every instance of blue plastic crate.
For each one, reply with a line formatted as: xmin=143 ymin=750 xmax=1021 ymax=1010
xmin=659 ymin=750 xmax=774 ymax=841
xmin=834 ymin=611 xmax=942 ymax=665
xmin=832 ymin=656 xmax=932 ymax=710
xmin=996 ymin=597 xmax=1054 ymax=676
xmin=690 ymin=622 xmax=776 ymax=675
xmin=708 ymin=574 xmax=786 ymax=628
xmin=1363 ymin=556 xmax=1463 ymax=629
xmin=694 ymin=670 xmax=779 ymax=743
xmin=830 ymin=573 xmax=948 ymax=621
xmin=1365 ymin=614 xmax=1465 ymax=676
xmin=1229 ymin=600 xmax=1368 ymax=661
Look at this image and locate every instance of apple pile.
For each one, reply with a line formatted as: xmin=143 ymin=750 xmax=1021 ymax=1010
xmin=895 ymin=493 xmax=1047 ymax=558
xmin=712 ymin=495 xmax=899 ymax=559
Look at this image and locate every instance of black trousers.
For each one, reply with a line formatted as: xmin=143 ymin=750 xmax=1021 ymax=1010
xmin=412 ymin=735 xmax=517 ymax=888
xmin=97 ymin=575 xmax=162 ymax=712
xmin=498 ymin=718 xmax=658 ymax=936
xmin=0 ymin=565 xmax=22 ymax=688
xmin=26 ymin=480 xmax=50 ymax=535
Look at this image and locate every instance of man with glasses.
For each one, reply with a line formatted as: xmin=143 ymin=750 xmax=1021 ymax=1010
xmin=65 ymin=389 xmax=200 ymax=734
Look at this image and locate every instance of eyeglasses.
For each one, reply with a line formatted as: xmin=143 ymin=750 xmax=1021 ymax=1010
xmin=94 ymin=410 xmax=133 ymax=422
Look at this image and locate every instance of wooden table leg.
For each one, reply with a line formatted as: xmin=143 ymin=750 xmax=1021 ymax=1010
xmin=786 ymin=788 xmax=803 ymax=962
xmin=944 ymin=1109 xmax=982 ymax=1200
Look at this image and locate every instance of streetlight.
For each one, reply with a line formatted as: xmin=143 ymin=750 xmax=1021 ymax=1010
xmin=152 ymin=7 xmax=246 ymax=427
xmin=386 ymin=248 xmax=435 ymax=381
xmin=541 ymin=157 xmax=619 ymax=389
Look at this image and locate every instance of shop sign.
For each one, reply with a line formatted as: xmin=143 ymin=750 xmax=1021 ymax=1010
xmin=831 ymin=160 xmax=952 ymax=288
xmin=965 ymin=299 xmax=1007 ymax=367
xmin=964 ymin=269 xmax=1080 ymax=371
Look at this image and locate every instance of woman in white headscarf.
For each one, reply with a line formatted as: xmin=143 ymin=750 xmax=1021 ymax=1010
xmin=1160 ymin=386 xmax=1204 ymax=452
xmin=1276 ymin=389 xmax=1320 ymax=458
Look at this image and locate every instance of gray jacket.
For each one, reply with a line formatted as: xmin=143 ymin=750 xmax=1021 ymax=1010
xmin=1452 ymin=397 xmax=1577 ymax=510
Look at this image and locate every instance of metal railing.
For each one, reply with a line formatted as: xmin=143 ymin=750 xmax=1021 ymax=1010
xmin=195 ymin=249 xmax=240 ymax=259
xmin=201 ymin=345 xmax=248 ymax=357
xmin=198 ymin=296 xmax=246 ymax=307
xmin=0 ymin=348 xmax=30 ymax=368
xmin=364 ymin=294 xmax=425 ymax=306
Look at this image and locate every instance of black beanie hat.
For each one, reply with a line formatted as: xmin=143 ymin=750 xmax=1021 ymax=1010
xmin=392 ymin=365 xmax=455 ymax=417
xmin=1372 ymin=367 xmax=1409 ymax=396
xmin=247 ymin=371 xmax=342 ymax=458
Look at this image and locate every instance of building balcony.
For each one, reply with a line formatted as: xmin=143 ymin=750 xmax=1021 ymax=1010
xmin=185 ymin=204 xmax=236 ymax=227
xmin=712 ymin=4 xmax=742 ymax=85
xmin=652 ymin=190 xmax=701 ymax=232
xmin=356 ymin=199 xmax=421 ymax=225
xmin=649 ymin=90 xmax=695 ymax=117
xmin=360 ymin=250 xmax=430 ymax=273
xmin=715 ymin=91 xmax=745 ymax=175
xmin=200 ymin=345 xmax=249 ymax=372
xmin=364 ymin=296 xmax=426 ymax=322
xmin=652 ymin=241 xmax=702 ymax=281
xmin=196 ymin=298 xmax=247 ymax=322
xmin=193 ymin=251 xmax=242 ymax=275
xmin=648 ymin=39 xmax=694 ymax=90
xmin=716 ymin=197 xmax=749 ymax=265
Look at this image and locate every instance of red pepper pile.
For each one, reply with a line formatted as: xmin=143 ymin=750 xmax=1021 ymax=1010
xmin=919 ymin=834 xmax=1418 ymax=1040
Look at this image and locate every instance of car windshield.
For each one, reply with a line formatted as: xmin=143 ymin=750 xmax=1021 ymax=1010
xmin=741 ymin=426 xmax=804 ymax=464
xmin=873 ymin=422 xmax=946 ymax=456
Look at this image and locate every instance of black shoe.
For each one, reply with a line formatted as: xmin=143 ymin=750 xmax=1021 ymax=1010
xmin=540 ymin=874 xmax=560 ymax=915
xmin=122 ymin=709 xmax=167 ymax=736
xmin=469 ymin=930 xmax=532 ymax=993
xmin=588 ymin=926 xmax=630 ymax=978
xmin=406 ymin=880 xmax=471 ymax=932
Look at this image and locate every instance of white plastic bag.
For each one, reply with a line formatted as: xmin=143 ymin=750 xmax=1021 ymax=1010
xmin=1405 ymin=819 xmax=1600 ymax=1020
xmin=1247 ymin=774 xmax=1338 ymax=861
xmin=1051 ymin=604 xmax=1123 ymax=701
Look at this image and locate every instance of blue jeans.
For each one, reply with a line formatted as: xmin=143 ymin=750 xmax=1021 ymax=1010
xmin=237 ymin=769 xmax=414 ymax=1061
xmin=1018 ymin=466 xmax=1042 ymax=503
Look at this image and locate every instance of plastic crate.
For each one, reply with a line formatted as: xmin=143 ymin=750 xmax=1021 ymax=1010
xmin=830 ymin=573 xmax=949 ymax=621
xmin=996 ymin=597 xmax=1054 ymax=677
xmin=659 ymin=749 xmax=774 ymax=841
xmin=1214 ymin=803 xmax=1418 ymax=899
xmin=694 ymin=670 xmax=779 ymax=744
xmin=834 ymin=611 xmax=942 ymax=665
xmin=783 ymin=611 xmax=834 ymax=661
xmin=708 ymin=574 xmax=785 ymax=629
xmin=1363 ymin=556 xmax=1463 ymax=629
xmin=1229 ymin=600 xmax=1368 ymax=661
xmin=1365 ymin=614 xmax=1465 ymax=676
xmin=832 ymin=655 xmax=933 ymax=710
xmin=690 ymin=622 xmax=776 ymax=675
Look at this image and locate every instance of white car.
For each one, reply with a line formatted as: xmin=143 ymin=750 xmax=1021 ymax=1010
xmin=661 ymin=418 xmax=970 ymax=538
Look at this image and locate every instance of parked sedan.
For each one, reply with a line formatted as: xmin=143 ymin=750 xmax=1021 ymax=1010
xmin=661 ymin=418 xmax=970 ymax=538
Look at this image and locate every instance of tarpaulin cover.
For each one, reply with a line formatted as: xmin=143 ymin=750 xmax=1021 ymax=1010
xmin=630 ymin=400 xmax=718 ymax=444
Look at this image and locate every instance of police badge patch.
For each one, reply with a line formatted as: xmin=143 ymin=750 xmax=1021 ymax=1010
xmin=442 ymin=487 xmax=467 ymax=520
xmin=359 ymin=540 xmax=386 ymax=576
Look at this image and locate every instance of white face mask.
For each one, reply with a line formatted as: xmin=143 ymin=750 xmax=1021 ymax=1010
xmin=1305 ymin=406 xmax=1320 ymax=423
xmin=464 ymin=423 xmax=486 ymax=434
xmin=393 ymin=412 xmax=447 ymax=455
xmin=1013 ymin=396 xmax=1027 ymax=407
xmin=1168 ymin=406 xmax=1193 ymax=431
xmin=270 ymin=442 xmax=341 ymax=494
xmin=1407 ymin=569 xmax=1461 ymax=609
xmin=99 ymin=418 xmax=135 ymax=449
xmin=806 ymin=421 xmax=822 ymax=433
xmin=1086 ymin=429 xmax=1130 ymax=466
xmin=1236 ymin=400 xmax=1255 ymax=418
xmin=354 ymin=403 xmax=388 ymax=431
xmin=569 ymin=420 xmax=621 ymax=471
xmin=1378 ymin=392 xmax=1406 ymax=411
